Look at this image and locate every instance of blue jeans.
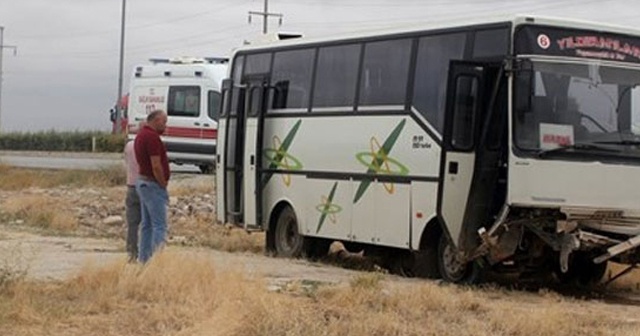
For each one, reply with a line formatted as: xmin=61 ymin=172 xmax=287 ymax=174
xmin=136 ymin=179 xmax=168 ymax=263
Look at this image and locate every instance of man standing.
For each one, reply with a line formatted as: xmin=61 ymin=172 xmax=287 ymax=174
xmin=134 ymin=110 xmax=170 ymax=263
xmin=124 ymin=138 xmax=140 ymax=262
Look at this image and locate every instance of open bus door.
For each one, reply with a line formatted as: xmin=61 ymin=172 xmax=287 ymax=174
xmin=242 ymin=75 xmax=268 ymax=230
xmin=217 ymin=74 xmax=267 ymax=228
xmin=216 ymin=79 xmax=232 ymax=224
xmin=217 ymin=79 xmax=244 ymax=225
xmin=439 ymin=60 xmax=506 ymax=261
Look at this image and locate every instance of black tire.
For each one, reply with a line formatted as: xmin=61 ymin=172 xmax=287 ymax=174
xmin=437 ymin=234 xmax=484 ymax=284
xmin=274 ymin=206 xmax=305 ymax=258
xmin=199 ymin=164 xmax=214 ymax=174
xmin=556 ymin=252 xmax=607 ymax=288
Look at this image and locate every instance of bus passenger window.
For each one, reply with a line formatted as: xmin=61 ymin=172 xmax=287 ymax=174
xmin=270 ymin=49 xmax=314 ymax=110
xmin=313 ymin=44 xmax=360 ymax=109
xmin=412 ymin=33 xmax=467 ymax=133
xmin=359 ymin=38 xmax=411 ymax=108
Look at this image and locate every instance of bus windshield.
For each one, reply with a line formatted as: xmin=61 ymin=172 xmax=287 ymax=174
xmin=514 ymin=59 xmax=640 ymax=155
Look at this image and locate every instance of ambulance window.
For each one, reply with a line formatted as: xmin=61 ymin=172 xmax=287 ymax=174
xmin=169 ymin=86 xmax=200 ymax=117
xmin=208 ymin=91 xmax=221 ymax=120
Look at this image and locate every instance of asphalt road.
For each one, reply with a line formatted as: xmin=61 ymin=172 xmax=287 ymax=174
xmin=0 ymin=151 xmax=200 ymax=173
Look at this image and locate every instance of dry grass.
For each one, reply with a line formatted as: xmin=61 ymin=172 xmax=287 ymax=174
xmin=170 ymin=214 xmax=264 ymax=253
xmin=0 ymin=164 xmax=125 ymax=190
xmin=0 ymin=251 xmax=638 ymax=336
xmin=1 ymin=195 xmax=78 ymax=232
xmin=169 ymin=182 xmax=214 ymax=197
xmin=0 ymin=246 xmax=28 ymax=290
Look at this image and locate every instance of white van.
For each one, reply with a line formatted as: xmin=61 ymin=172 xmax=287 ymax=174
xmin=127 ymin=57 xmax=228 ymax=173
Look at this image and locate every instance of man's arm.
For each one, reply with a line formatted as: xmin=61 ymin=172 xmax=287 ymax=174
xmin=150 ymin=155 xmax=167 ymax=188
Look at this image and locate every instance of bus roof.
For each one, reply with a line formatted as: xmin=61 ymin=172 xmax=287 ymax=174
xmin=231 ymin=15 xmax=640 ymax=57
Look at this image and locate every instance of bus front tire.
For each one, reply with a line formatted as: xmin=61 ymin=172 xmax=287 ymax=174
xmin=437 ymin=234 xmax=484 ymax=284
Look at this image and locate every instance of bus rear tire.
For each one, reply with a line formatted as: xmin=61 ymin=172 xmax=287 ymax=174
xmin=274 ymin=206 xmax=305 ymax=258
xmin=437 ymin=234 xmax=484 ymax=284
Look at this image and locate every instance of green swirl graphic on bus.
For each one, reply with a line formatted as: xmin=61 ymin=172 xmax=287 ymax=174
xmin=262 ymin=119 xmax=303 ymax=187
xmin=353 ymin=119 xmax=408 ymax=204
xmin=315 ymin=182 xmax=341 ymax=234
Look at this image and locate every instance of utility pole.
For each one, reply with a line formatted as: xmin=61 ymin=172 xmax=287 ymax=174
xmin=248 ymin=0 xmax=283 ymax=34
xmin=0 ymin=26 xmax=17 ymax=133
xmin=115 ymin=0 xmax=126 ymax=134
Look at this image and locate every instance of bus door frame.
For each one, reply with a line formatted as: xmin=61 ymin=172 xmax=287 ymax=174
xmin=242 ymin=74 xmax=269 ymax=230
xmin=439 ymin=60 xmax=506 ymax=253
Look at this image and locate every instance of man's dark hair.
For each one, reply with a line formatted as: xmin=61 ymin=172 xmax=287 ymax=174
xmin=147 ymin=110 xmax=165 ymax=122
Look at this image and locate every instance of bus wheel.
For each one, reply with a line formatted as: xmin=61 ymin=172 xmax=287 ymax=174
xmin=274 ymin=206 xmax=305 ymax=258
xmin=199 ymin=164 xmax=214 ymax=174
xmin=437 ymin=235 xmax=484 ymax=284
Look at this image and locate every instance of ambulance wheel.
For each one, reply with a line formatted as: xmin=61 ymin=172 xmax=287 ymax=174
xmin=199 ymin=164 xmax=214 ymax=174
xmin=437 ymin=235 xmax=484 ymax=284
xmin=274 ymin=206 xmax=305 ymax=258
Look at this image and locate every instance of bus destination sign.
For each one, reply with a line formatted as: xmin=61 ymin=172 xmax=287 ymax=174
xmin=515 ymin=25 xmax=640 ymax=64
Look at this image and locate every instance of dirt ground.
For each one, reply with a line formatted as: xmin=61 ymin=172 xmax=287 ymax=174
xmin=0 ymin=227 xmax=361 ymax=285
xmin=1 ymin=170 xmax=640 ymax=332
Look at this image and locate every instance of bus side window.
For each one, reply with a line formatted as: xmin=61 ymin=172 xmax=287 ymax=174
xmin=412 ymin=33 xmax=467 ymax=133
xmin=359 ymin=38 xmax=412 ymax=108
xmin=270 ymin=49 xmax=314 ymax=110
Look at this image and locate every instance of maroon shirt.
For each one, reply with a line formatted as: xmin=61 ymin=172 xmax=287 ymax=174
xmin=134 ymin=125 xmax=170 ymax=183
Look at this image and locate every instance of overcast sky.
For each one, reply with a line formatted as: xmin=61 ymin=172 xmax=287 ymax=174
xmin=0 ymin=0 xmax=636 ymax=132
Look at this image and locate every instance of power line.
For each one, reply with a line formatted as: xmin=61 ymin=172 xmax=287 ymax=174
xmin=12 ymin=0 xmax=252 ymax=40
xmin=17 ymin=23 xmax=251 ymax=59
xmin=285 ymin=0 xmax=604 ymax=28
xmin=10 ymin=0 xmax=615 ymax=61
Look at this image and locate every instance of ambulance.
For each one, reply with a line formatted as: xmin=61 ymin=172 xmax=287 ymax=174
xmin=127 ymin=57 xmax=228 ymax=173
